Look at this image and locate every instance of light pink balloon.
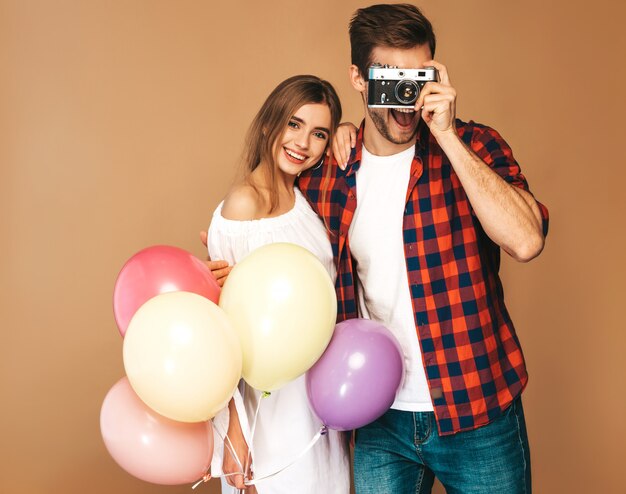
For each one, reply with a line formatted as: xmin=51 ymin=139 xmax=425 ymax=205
xmin=100 ymin=377 xmax=213 ymax=485
xmin=113 ymin=245 xmax=220 ymax=336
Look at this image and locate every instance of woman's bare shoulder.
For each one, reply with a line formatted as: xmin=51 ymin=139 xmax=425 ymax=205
xmin=221 ymin=183 xmax=264 ymax=221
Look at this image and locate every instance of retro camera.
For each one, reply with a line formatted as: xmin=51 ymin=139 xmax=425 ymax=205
xmin=367 ymin=65 xmax=438 ymax=108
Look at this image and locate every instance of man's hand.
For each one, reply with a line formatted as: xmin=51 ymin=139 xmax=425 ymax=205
xmin=331 ymin=122 xmax=358 ymax=170
xmin=415 ymin=60 xmax=457 ymax=138
xmin=200 ymin=230 xmax=233 ymax=287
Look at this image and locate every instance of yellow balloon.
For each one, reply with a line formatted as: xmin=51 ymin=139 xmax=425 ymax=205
xmin=123 ymin=291 xmax=242 ymax=422
xmin=219 ymin=243 xmax=337 ymax=391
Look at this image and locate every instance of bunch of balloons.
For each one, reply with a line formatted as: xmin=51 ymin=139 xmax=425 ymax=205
xmin=101 ymin=245 xmax=241 ymax=485
xmin=100 ymin=242 xmax=341 ymax=485
xmin=101 ymin=242 xmax=406 ymax=486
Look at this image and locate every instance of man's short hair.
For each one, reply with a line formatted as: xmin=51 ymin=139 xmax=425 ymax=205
xmin=349 ymin=3 xmax=436 ymax=78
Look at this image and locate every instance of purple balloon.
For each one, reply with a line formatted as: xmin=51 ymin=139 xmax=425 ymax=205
xmin=306 ymin=318 xmax=404 ymax=431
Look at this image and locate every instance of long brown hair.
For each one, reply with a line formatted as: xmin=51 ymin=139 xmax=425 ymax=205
xmin=243 ymin=75 xmax=342 ymax=213
xmin=350 ymin=4 xmax=436 ymax=78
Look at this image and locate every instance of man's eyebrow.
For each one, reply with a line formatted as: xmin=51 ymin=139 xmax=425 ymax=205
xmin=291 ymin=115 xmax=330 ymax=135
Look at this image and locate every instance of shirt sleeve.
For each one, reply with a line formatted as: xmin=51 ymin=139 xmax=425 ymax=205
xmin=206 ymin=211 xmax=253 ymax=266
xmin=469 ymin=123 xmax=549 ymax=236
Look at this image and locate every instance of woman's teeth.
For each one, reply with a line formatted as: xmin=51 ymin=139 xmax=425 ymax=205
xmin=285 ymin=149 xmax=306 ymax=160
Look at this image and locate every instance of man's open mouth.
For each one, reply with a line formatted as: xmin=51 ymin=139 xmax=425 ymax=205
xmin=391 ymin=108 xmax=417 ymax=127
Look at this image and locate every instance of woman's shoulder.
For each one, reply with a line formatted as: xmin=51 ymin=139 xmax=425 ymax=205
xmin=221 ymin=183 xmax=266 ymax=221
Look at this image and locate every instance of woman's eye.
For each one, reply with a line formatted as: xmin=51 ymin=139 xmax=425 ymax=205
xmin=288 ymin=121 xmax=299 ymax=129
xmin=313 ymin=131 xmax=328 ymax=140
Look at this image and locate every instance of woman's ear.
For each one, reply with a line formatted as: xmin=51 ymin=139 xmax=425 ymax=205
xmin=349 ymin=65 xmax=367 ymax=92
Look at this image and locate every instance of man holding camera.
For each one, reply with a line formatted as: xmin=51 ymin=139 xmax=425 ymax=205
xmin=298 ymin=3 xmax=549 ymax=493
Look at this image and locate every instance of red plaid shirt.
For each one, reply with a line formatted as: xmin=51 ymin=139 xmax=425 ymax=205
xmin=298 ymin=120 xmax=549 ymax=435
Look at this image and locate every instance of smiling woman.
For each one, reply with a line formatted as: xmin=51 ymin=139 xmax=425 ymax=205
xmin=220 ymin=75 xmax=342 ymax=221
xmin=204 ymin=75 xmax=349 ymax=494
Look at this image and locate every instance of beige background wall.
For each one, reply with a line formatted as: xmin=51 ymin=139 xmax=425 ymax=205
xmin=1 ymin=1 xmax=624 ymax=493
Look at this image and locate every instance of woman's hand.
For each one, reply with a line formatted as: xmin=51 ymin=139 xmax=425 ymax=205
xmin=331 ymin=122 xmax=358 ymax=170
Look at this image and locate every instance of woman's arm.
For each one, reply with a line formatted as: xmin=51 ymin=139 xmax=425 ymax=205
xmin=223 ymin=398 xmax=255 ymax=491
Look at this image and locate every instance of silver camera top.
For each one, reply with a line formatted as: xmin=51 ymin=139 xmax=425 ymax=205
xmin=368 ymin=65 xmax=438 ymax=82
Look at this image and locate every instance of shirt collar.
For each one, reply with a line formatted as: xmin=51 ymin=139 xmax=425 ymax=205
xmin=345 ymin=119 xmax=430 ymax=177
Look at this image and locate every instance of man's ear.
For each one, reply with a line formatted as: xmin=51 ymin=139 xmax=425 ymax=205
xmin=349 ymin=65 xmax=367 ymax=92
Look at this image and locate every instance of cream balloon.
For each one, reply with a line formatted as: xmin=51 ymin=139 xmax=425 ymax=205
xmin=123 ymin=291 xmax=241 ymax=422
xmin=219 ymin=243 xmax=337 ymax=391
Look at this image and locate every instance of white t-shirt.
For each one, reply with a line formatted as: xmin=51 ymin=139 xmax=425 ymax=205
xmin=348 ymin=144 xmax=434 ymax=412
xmin=207 ymin=187 xmax=349 ymax=494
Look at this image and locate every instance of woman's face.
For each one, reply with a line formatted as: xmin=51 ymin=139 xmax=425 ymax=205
xmin=275 ymin=103 xmax=331 ymax=177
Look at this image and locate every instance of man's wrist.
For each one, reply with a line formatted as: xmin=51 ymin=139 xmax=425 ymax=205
xmin=431 ymin=125 xmax=460 ymax=148
xmin=431 ymin=126 xmax=478 ymax=173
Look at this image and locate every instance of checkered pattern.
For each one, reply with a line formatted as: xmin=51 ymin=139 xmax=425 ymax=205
xmin=298 ymin=119 xmax=549 ymax=435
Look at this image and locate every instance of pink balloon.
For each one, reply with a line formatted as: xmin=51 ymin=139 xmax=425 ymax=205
xmin=100 ymin=377 xmax=214 ymax=485
xmin=113 ymin=245 xmax=220 ymax=336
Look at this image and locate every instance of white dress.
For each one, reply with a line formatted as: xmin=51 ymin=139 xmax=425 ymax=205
xmin=207 ymin=187 xmax=350 ymax=494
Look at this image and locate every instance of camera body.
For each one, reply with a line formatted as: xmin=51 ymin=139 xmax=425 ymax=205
xmin=367 ymin=65 xmax=438 ymax=108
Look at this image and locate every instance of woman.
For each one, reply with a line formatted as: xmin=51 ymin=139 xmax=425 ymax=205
xmin=206 ymin=75 xmax=349 ymax=494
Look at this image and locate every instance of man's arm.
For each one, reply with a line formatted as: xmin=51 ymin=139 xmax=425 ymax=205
xmin=416 ymin=60 xmax=546 ymax=262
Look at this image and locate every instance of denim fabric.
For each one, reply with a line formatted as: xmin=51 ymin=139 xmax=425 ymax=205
xmin=353 ymin=398 xmax=531 ymax=494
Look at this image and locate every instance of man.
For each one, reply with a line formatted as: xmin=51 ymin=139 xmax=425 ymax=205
xmin=297 ymin=3 xmax=548 ymax=493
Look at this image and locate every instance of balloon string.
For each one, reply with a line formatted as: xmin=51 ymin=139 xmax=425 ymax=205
xmin=191 ymin=472 xmax=211 ymax=489
xmin=243 ymin=425 xmax=328 ymax=486
xmin=244 ymin=391 xmax=270 ymax=483
xmin=191 ymin=393 xmax=327 ymax=489
xmin=191 ymin=421 xmax=246 ymax=489
xmin=191 ymin=471 xmax=247 ymax=490
xmin=214 ymin=422 xmax=245 ymax=473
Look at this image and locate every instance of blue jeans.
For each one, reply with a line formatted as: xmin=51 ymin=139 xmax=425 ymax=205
xmin=354 ymin=398 xmax=531 ymax=494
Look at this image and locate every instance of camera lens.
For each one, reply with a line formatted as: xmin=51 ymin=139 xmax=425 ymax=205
xmin=394 ymin=80 xmax=419 ymax=105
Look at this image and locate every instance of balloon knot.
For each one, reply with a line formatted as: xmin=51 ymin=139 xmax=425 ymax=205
xmin=191 ymin=471 xmax=212 ymax=489
xmin=321 ymin=425 xmax=328 ymax=435
xmin=262 ymin=391 xmax=271 ymax=398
